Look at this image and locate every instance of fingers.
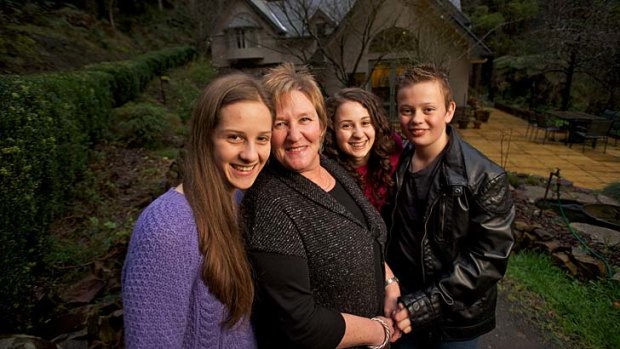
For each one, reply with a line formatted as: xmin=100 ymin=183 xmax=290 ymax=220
xmin=393 ymin=303 xmax=412 ymax=334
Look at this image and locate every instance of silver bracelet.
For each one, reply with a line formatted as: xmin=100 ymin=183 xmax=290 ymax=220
xmin=384 ymin=276 xmax=399 ymax=288
xmin=368 ymin=317 xmax=391 ymax=349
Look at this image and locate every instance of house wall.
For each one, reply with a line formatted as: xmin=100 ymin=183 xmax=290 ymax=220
xmin=210 ymin=0 xmax=298 ymax=68
xmin=321 ymin=0 xmax=474 ymax=107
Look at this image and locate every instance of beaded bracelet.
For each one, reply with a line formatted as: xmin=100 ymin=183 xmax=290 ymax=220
xmin=368 ymin=317 xmax=391 ymax=349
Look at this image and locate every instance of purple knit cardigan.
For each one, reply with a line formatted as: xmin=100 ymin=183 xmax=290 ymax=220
xmin=122 ymin=189 xmax=256 ymax=348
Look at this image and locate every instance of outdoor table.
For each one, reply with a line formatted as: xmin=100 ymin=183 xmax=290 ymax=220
xmin=547 ymin=111 xmax=606 ymax=145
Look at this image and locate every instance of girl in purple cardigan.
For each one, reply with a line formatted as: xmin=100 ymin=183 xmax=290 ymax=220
xmin=122 ymin=73 xmax=274 ymax=348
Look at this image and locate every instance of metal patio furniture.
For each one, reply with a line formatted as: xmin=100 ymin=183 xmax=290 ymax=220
xmin=569 ymin=119 xmax=614 ymax=153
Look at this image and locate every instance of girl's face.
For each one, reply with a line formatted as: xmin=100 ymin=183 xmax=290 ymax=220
xmin=212 ymin=101 xmax=272 ymax=191
xmin=271 ymin=90 xmax=324 ymax=176
xmin=334 ymin=101 xmax=376 ymax=168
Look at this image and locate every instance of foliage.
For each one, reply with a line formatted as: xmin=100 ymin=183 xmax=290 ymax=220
xmin=0 ymin=45 xmax=196 ymax=331
xmin=110 ymin=102 xmax=172 ymax=149
xmin=507 ymin=251 xmax=620 ymax=348
xmin=601 ymin=182 xmax=620 ymax=202
xmin=86 ymin=46 xmax=196 ymax=106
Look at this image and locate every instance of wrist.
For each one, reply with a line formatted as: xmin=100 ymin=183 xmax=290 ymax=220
xmin=368 ymin=317 xmax=390 ymax=349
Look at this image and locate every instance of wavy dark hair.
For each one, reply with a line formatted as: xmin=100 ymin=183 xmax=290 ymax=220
xmin=324 ymin=88 xmax=397 ymax=204
xmin=184 ymin=72 xmax=273 ymax=327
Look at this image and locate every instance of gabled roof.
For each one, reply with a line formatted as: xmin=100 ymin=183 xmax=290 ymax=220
xmin=248 ymin=0 xmax=354 ymax=38
xmin=245 ymin=0 xmax=491 ymax=56
xmin=430 ymin=0 xmax=492 ymax=57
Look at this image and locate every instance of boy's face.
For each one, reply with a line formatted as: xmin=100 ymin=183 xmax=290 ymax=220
xmin=397 ymin=80 xmax=455 ymax=154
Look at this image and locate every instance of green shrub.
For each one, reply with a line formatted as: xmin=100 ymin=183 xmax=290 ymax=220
xmin=601 ymin=182 xmax=620 ymax=202
xmin=111 ymin=102 xmax=170 ymax=149
xmin=0 ymin=45 xmax=196 ymax=331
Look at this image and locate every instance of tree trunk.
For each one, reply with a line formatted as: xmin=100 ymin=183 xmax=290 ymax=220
xmin=107 ymin=0 xmax=115 ymax=29
xmin=158 ymin=0 xmax=164 ymax=11
xmin=561 ymin=50 xmax=576 ymax=111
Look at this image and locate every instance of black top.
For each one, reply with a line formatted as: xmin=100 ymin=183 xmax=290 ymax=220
xmin=242 ymin=157 xmax=387 ymax=349
xmin=388 ymin=152 xmax=443 ymax=293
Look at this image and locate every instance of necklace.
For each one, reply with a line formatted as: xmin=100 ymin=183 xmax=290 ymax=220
xmin=318 ymin=167 xmax=334 ymax=191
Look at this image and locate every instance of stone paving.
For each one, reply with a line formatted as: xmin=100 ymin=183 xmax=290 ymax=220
xmin=457 ymin=108 xmax=620 ymax=190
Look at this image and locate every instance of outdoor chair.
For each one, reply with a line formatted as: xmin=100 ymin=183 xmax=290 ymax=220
xmin=601 ymin=110 xmax=620 ymax=145
xmin=524 ymin=111 xmax=538 ymax=139
xmin=532 ymin=113 xmax=566 ymax=144
xmin=569 ymin=119 xmax=614 ymax=153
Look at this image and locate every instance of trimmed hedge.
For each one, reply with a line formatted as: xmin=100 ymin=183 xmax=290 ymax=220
xmin=0 ymin=45 xmax=196 ymax=330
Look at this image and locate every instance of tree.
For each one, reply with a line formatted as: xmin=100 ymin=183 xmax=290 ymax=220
xmin=176 ymin=0 xmax=228 ymax=52
xmin=533 ymin=0 xmax=618 ymax=110
xmin=263 ymin=0 xmax=399 ymax=87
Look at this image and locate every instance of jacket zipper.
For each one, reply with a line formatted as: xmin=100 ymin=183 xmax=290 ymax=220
xmin=421 ymin=195 xmax=440 ymax=285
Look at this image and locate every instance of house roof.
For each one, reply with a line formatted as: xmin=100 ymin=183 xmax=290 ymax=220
xmin=248 ymin=0 xmax=354 ymax=37
xmin=246 ymin=0 xmax=491 ymax=57
xmin=430 ymin=0 xmax=492 ymax=57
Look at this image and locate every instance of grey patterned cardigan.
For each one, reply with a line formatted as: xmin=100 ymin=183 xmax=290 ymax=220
xmin=241 ymin=156 xmax=387 ymax=348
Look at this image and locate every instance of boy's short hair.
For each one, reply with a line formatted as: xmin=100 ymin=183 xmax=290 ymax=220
xmin=397 ymin=64 xmax=454 ymax=108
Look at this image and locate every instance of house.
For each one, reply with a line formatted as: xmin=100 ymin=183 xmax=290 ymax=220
xmin=210 ymin=0 xmax=491 ymax=119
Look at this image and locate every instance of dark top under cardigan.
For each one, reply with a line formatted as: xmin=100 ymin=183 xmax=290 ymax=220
xmin=241 ymin=156 xmax=387 ymax=349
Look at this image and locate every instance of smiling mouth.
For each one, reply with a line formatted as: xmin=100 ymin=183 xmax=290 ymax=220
xmin=286 ymin=145 xmax=307 ymax=153
xmin=409 ymin=129 xmax=427 ymax=136
xmin=349 ymin=141 xmax=367 ymax=149
xmin=231 ymin=164 xmax=256 ymax=172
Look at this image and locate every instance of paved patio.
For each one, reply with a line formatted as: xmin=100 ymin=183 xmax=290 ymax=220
xmin=456 ymin=108 xmax=620 ymax=190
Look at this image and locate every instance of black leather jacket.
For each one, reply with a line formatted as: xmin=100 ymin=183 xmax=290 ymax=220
xmin=387 ymin=126 xmax=515 ymax=340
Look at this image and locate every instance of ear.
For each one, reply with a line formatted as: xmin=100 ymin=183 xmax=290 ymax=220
xmin=445 ymin=101 xmax=456 ymax=124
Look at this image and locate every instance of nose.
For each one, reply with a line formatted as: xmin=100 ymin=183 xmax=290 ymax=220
xmin=352 ymin=125 xmax=363 ymax=138
xmin=239 ymin=141 xmax=258 ymax=163
xmin=409 ymin=110 xmax=423 ymax=125
xmin=286 ymin=123 xmax=302 ymax=142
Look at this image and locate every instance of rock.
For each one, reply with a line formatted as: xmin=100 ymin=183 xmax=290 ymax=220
xmin=562 ymin=191 xmax=598 ymax=204
xmin=521 ymin=185 xmax=549 ymax=204
xmin=59 ymin=275 xmax=105 ymax=304
xmin=513 ymin=220 xmax=530 ymax=232
xmin=570 ymin=223 xmax=620 ymax=247
xmin=0 ymin=335 xmax=59 ymax=349
xmin=552 ymin=251 xmax=578 ymax=276
xmin=571 ymin=247 xmax=607 ymax=279
xmin=534 ymin=240 xmax=563 ymax=253
xmin=597 ymin=194 xmax=620 ymax=206
xmin=531 ymin=227 xmax=555 ymax=241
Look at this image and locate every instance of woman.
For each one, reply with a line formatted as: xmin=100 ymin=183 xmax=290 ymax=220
xmin=122 ymin=73 xmax=273 ymax=348
xmin=325 ymin=88 xmax=402 ymax=214
xmin=241 ymin=63 xmax=400 ymax=349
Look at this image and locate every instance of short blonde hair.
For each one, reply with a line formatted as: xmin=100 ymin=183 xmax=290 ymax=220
xmin=397 ymin=63 xmax=454 ymax=108
xmin=262 ymin=63 xmax=327 ymax=130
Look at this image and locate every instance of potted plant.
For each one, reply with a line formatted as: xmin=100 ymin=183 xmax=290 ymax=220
xmin=475 ymin=109 xmax=491 ymax=122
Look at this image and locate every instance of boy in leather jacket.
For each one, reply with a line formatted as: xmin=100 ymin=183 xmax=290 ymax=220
xmin=387 ymin=64 xmax=515 ymax=349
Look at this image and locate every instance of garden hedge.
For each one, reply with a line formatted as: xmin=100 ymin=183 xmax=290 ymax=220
xmin=0 ymin=45 xmax=196 ymax=330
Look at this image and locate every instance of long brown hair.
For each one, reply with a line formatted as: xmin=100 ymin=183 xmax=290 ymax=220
xmin=184 ymin=72 xmax=273 ymax=327
xmin=324 ymin=88 xmax=397 ymax=203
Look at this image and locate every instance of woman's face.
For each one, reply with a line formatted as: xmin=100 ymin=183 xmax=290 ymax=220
xmin=212 ymin=101 xmax=272 ymax=191
xmin=271 ymin=90 xmax=324 ymax=175
xmin=334 ymin=101 xmax=376 ymax=168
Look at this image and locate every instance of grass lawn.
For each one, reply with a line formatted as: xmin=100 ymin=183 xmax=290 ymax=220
xmin=507 ymin=251 xmax=620 ymax=349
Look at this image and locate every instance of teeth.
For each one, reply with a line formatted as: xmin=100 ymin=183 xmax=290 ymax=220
xmin=287 ymin=146 xmax=305 ymax=152
xmin=232 ymin=164 xmax=254 ymax=172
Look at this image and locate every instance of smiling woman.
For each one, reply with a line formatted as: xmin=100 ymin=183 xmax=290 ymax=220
xmin=122 ymin=72 xmax=273 ymax=348
xmin=242 ymin=64 xmax=400 ymax=349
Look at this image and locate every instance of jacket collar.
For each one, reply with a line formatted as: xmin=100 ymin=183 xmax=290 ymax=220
xmin=266 ymin=156 xmax=384 ymax=237
xmin=398 ymin=125 xmax=468 ymax=189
